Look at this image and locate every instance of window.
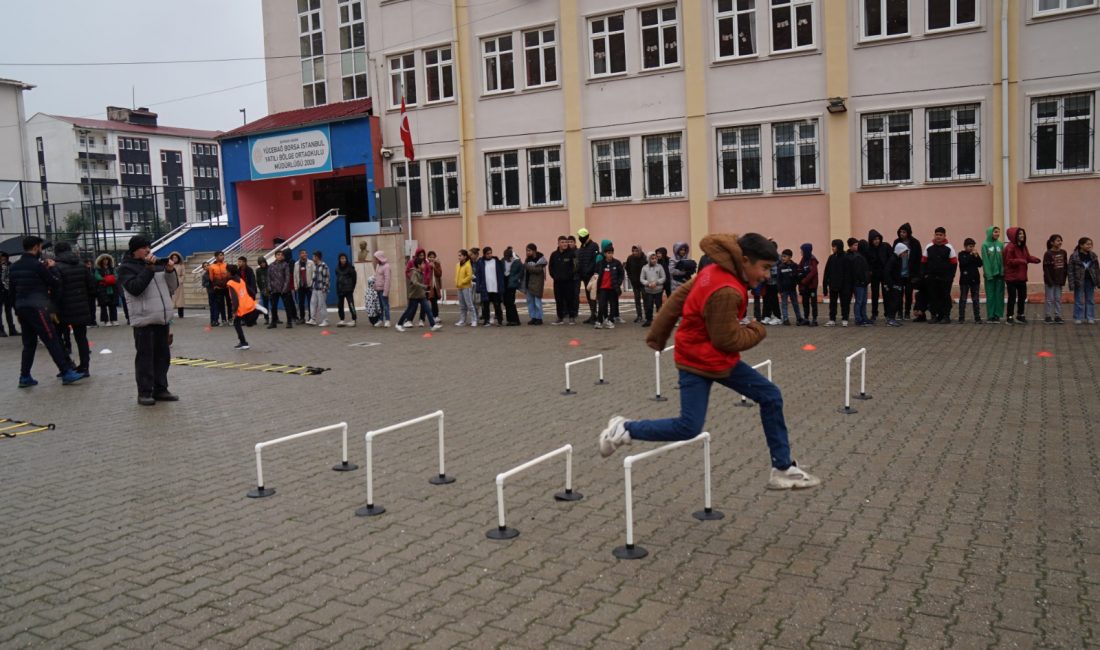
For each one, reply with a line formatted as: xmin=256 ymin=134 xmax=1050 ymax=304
xmin=338 ymin=0 xmax=368 ymax=100
xmin=425 ymin=46 xmax=455 ymax=102
xmin=524 ymin=28 xmax=557 ymax=88
xmin=486 ymin=151 xmax=520 ymax=209
xmin=771 ymin=0 xmax=814 ymax=52
xmin=393 ymin=161 xmax=423 ymax=216
xmin=191 ymin=144 xmax=197 ymax=154
xmin=589 ymin=13 xmax=627 ymax=77
xmin=927 ymin=0 xmax=977 ymax=30
xmin=593 ymin=138 xmax=632 ymax=201
xmin=141 ymin=140 xmax=148 ymax=151
xmin=161 ymin=152 xmax=167 ymax=162
xmin=124 ymin=138 xmax=131 ymax=150
xmin=1032 ymin=93 xmax=1094 ymax=175
xmin=179 ymin=199 xmax=186 ymax=209
xmin=298 ymin=0 xmax=327 ymax=107
xmin=127 ymin=163 xmax=135 ymax=174
xmin=716 ymin=0 xmax=757 ymax=59
xmin=428 ymin=158 xmax=459 ymax=214
xmin=528 ymin=146 xmax=563 ymax=206
xmin=143 ymin=163 xmax=150 ymax=175
xmin=863 ymin=0 xmax=908 ymax=39
xmin=717 ymin=126 xmax=762 ymax=193
xmin=641 ymin=5 xmax=679 ymax=69
xmin=177 ymin=176 xmax=183 ymax=185
xmin=198 ymin=167 xmax=206 ymax=178
xmin=1035 ymin=0 xmax=1098 ymax=16
xmin=643 ymin=133 xmax=684 ymax=198
xmin=927 ymin=105 xmax=980 ymax=181
xmin=862 ymin=111 xmax=911 ymax=185
xmin=175 ymin=153 xmax=182 ymax=163
xmin=773 ymin=120 xmax=819 ymax=190
xmin=483 ymin=34 xmax=515 ymax=93
xmin=213 ymin=168 xmax=219 ymax=179
xmin=36 ymin=137 xmax=43 ymax=152
xmin=388 ymin=53 xmax=416 ymax=107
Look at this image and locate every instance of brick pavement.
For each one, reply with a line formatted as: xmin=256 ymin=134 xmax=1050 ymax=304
xmin=1 ymin=305 xmax=1098 ymax=648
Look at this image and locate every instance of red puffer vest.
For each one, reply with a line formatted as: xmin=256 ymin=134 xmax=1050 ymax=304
xmin=674 ymin=264 xmax=748 ymax=374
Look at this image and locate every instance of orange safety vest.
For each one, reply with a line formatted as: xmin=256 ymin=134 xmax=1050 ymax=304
xmin=227 ymin=278 xmax=256 ymax=317
xmin=673 ymin=264 xmax=748 ymax=374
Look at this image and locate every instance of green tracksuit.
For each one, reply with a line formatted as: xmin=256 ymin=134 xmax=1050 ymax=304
xmin=981 ymin=225 xmax=1005 ymax=319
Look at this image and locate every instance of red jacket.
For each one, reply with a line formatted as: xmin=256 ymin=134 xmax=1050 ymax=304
xmin=674 ymin=264 xmax=748 ymax=374
xmin=1003 ymin=227 xmax=1040 ymax=283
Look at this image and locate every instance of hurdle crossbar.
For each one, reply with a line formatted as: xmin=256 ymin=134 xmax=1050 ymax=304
xmin=247 ymin=422 xmax=356 ymax=498
xmin=487 ymin=444 xmax=581 ymax=539
xmin=562 ymin=354 xmax=606 ymax=395
xmin=613 ymin=432 xmax=723 ymax=560
xmin=356 ymin=410 xmax=454 ymax=517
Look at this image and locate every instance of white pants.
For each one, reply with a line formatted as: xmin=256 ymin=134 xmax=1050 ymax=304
xmin=457 ymin=287 xmax=475 ymax=323
xmin=311 ymin=289 xmax=327 ymax=322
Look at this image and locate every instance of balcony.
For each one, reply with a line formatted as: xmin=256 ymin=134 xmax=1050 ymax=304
xmin=78 ymin=151 xmax=116 ymax=162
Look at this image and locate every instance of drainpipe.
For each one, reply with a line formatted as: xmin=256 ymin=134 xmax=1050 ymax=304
xmin=1000 ymin=0 xmax=1010 ymax=233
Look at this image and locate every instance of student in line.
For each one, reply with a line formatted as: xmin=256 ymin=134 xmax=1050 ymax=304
xmin=1042 ymin=234 xmax=1067 ymax=325
xmin=957 ymin=237 xmax=983 ymax=324
xmin=1003 ymin=227 xmax=1040 ymax=324
xmin=798 ymin=243 xmax=819 ymax=326
xmin=1068 ymin=237 xmax=1097 ymax=325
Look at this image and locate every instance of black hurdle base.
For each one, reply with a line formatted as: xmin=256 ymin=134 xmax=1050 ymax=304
xmin=612 ymin=544 xmax=648 ymax=560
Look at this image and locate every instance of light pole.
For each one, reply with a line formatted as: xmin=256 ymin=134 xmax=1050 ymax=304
xmin=240 ymin=108 xmax=247 ymax=125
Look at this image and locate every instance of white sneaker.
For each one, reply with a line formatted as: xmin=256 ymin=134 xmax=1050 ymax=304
xmin=767 ymin=463 xmax=821 ymax=490
xmin=594 ymin=321 xmax=603 ymax=329
xmin=372 ymin=321 xmax=381 ymax=328
xmin=318 ymin=320 xmax=329 ymax=327
xmin=234 ymin=343 xmax=250 ymax=350
xmin=349 ymin=320 xmax=357 ymax=327
xmin=337 ymin=320 xmax=346 ymax=327
xmin=417 ymin=320 xmax=425 ymax=328
xmin=825 ymin=320 xmax=836 ymax=327
xmin=431 ymin=323 xmax=443 ymax=331
xmin=384 ymin=320 xmax=391 ymax=327
xmin=306 ymin=319 xmax=316 ymax=326
xmin=394 ymin=324 xmax=406 ymax=332
xmin=841 ymin=320 xmax=848 ymax=327
xmin=455 ymin=320 xmax=466 ymax=327
xmin=605 ymin=321 xmax=615 ymax=329
xmin=598 ymin=416 xmax=631 ymax=458
xmin=1075 ymin=320 xmax=1084 ymax=325
xmin=1090 ymin=319 xmax=1097 ymax=325
xmin=470 ymin=321 xmax=478 ymax=327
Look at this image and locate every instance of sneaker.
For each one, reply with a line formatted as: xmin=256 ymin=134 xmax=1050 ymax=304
xmin=60 ymin=369 xmax=84 ymax=385
xmin=384 ymin=320 xmax=392 ymax=327
xmin=1090 ymin=319 xmax=1097 ymax=325
xmin=431 ymin=324 xmax=443 ymax=331
xmin=1044 ymin=316 xmax=1052 ymax=324
xmin=455 ymin=320 xmax=466 ymax=327
xmin=137 ymin=395 xmax=156 ymax=406
xmin=568 ymin=318 xmax=576 ymax=325
xmin=1054 ymin=317 xmax=1063 ymax=324
xmin=642 ymin=320 xmax=652 ymax=326
xmin=418 ymin=320 xmax=425 ymax=328
xmin=1006 ymin=316 xmax=1015 ymax=324
xmin=337 ymin=320 xmax=347 ymax=327
xmin=782 ymin=320 xmax=791 ymax=326
xmin=605 ymin=321 xmax=615 ymax=329
xmin=470 ymin=321 xmax=478 ymax=327
xmin=975 ymin=318 xmax=983 ymax=324
xmin=318 ymin=320 xmax=329 ymax=327
xmin=153 ymin=391 xmax=179 ymax=402
xmin=825 ymin=320 xmax=836 ymax=327
xmin=349 ymin=320 xmax=357 ymax=327
xmin=583 ymin=316 xmax=596 ymax=325
xmin=394 ymin=324 xmax=406 ymax=332
xmin=594 ymin=321 xmax=603 ymax=329
xmin=234 ymin=343 xmax=250 ymax=350
xmin=811 ymin=321 xmax=819 ymax=327
xmin=634 ymin=316 xmax=642 ymax=323
xmin=598 ymin=416 xmax=630 ymax=458
xmin=266 ymin=323 xmax=278 ymax=329
xmin=1016 ymin=315 xmax=1027 ymax=324
xmin=18 ymin=375 xmax=37 ymax=388
xmin=305 ymin=319 xmax=317 ymax=326
xmin=551 ymin=319 xmax=564 ymax=325
xmin=373 ymin=321 xmax=382 ymax=328
xmin=614 ymin=317 xmax=625 ymax=324
xmin=1075 ymin=319 xmax=1083 ymax=325
xmin=841 ymin=320 xmax=848 ymax=327
xmin=767 ymin=463 xmax=822 ymax=490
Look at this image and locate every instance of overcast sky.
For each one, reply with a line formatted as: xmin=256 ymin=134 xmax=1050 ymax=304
xmin=0 ymin=0 xmax=272 ymax=133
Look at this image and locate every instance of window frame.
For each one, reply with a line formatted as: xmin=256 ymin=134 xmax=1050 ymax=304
xmin=926 ymin=104 xmax=981 ymax=182
xmin=1030 ymin=92 xmax=1095 ymax=177
xmin=527 ymin=146 xmax=564 ymax=207
xmin=926 ymin=0 xmax=979 ymax=33
xmin=772 ymin=119 xmax=820 ymax=191
xmin=393 ymin=161 xmax=423 ymax=217
xmin=523 ymin=27 xmax=558 ymax=89
xmin=427 ymin=157 xmax=460 ymax=215
xmin=770 ymin=0 xmax=816 ymax=53
xmin=388 ymin=52 xmax=417 ymax=109
xmin=861 ymin=110 xmax=913 ymax=187
xmin=338 ymin=0 xmax=368 ymax=101
xmin=861 ymin=0 xmax=910 ymax=42
xmin=485 ymin=150 xmax=521 ymax=210
xmin=715 ymin=0 xmax=758 ymax=61
xmin=1033 ymin=0 xmax=1099 ymax=17
xmin=482 ymin=33 xmax=516 ymax=95
xmin=716 ymin=124 xmax=764 ymax=195
xmin=298 ymin=0 xmax=327 ymax=108
xmin=592 ymin=137 xmax=633 ymax=202
xmin=642 ymin=132 xmax=685 ymax=199
xmin=640 ymin=4 xmax=680 ymax=71
xmin=424 ymin=45 xmax=455 ymax=103
xmin=588 ymin=13 xmax=628 ymax=79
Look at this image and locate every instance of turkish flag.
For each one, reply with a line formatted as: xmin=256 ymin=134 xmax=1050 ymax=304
xmin=400 ymin=96 xmax=415 ymax=161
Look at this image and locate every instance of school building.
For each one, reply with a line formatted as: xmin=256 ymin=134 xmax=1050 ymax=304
xmin=258 ymin=0 xmax=1100 ymax=289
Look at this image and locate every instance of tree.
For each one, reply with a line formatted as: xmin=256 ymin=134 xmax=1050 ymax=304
xmin=63 ymin=211 xmax=92 ymax=243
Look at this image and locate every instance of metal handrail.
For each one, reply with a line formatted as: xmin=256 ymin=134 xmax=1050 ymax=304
xmin=150 ymin=221 xmax=191 ymax=251
xmin=190 ymin=224 xmax=265 ymax=274
xmin=266 ymin=208 xmax=340 ymax=261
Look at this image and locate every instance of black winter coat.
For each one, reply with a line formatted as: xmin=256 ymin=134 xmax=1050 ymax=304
xmin=595 ymin=259 xmax=624 ymax=292
xmin=776 ymin=261 xmax=802 ymax=292
xmin=11 ymin=252 xmax=60 ymax=310
xmin=549 ymin=249 xmax=577 ymax=282
xmin=54 ymin=252 xmax=96 ymax=325
xmin=335 ymin=262 xmax=357 ymax=293
xmin=576 ymin=239 xmax=599 ymax=279
xmin=865 ymin=230 xmax=891 ymax=279
xmin=958 ymin=251 xmax=982 ymax=285
xmin=822 ymin=252 xmax=852 ymax=293
xmin=847 ymin=251 xmax=870 ymax=287
xmin=883 ymin=252 xmax=904 ymax=289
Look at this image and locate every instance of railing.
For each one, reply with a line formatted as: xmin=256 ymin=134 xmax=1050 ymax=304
xmin=191 ymin=224 xmax=265 ymax=274
xmin=266 ymin=208 xmax=340 ymax=261
xmin=150 ymin=221 xmax=192 ymax=251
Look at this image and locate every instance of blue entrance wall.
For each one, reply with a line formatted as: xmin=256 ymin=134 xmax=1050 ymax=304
xmin=151 ymin=225 xmax=236 ymax=258
xmin=288 ymin=215 xmax=349 ymax=306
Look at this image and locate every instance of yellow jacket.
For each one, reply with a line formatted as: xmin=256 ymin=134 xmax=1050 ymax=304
xmin=455 ymin=261 xmax=472 ymax=288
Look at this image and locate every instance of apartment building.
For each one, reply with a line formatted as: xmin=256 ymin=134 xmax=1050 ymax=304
xmin=0 ymin=78 xmax=35 ymax=236
xmin=261 ymin=0 xmax=1100 ymax=287
xmin=23 ymin=106 xmax=223 ymax=234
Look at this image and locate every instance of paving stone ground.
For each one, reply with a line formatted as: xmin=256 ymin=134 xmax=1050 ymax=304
xmin=1 ymin=303 xmax=1098 ymax=649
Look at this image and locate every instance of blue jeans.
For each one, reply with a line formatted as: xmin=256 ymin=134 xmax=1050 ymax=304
xmin=625 ymin=364 xmax=793 ymax=470
xmin=398 ymin=298 xmax=435 ymax=326
xmin=376 ymin=291 xmax=390 ymax=321
xmin=853 ymin=285 xmax=868 ymax=323
xmin=1075 ymin=276 xmax=1096 ymax=321
xmin=780 ymin=289 xmax=802 ymax=322
xmin=526 ymin=293 xmax=543 ymax=320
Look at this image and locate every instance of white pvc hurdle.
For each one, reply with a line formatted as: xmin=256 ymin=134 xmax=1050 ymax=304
xmin=355 ymin=410 xmax=455 ymax=517
xmin=486 ymin=444 xmax=582 ymax=540
xmin=613 ymin=432 xmax=723 ymax=560
xmin=734 ymin=359 xmax=773 ymax=408
xmin=247 ymin=422 xmax=357 ymax=498
xmin=562 ymin=354 xmax=607 ymax=395
xmin=837 ymin=347 xmax=872 ymax=414
xmin=651 ymin=345 xmax=675 ymax=401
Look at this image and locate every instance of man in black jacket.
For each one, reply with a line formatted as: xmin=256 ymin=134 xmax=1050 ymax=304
xmin=575 ymin=228 xmax=599 ymax=323
xmin=11 ymin=236 xmax=83 ymax=387
xmin=894 ymin=223 xmax=922 ymax=319
xmin=822 ymin=239 xmax=852 ymax=326
xmin=53 ymin=242 xmax=96 ymax=377
xmin=865 ymin=229 xmax=891 ymax=322
xmin=548 ymin=235 xmax=577 ymax=325
xmin=921 ymin=227 xmax=958 ymax=324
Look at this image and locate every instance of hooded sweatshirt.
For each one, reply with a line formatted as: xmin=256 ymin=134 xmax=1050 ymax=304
xmin=669 ymin=242 xmax=696 ymax=292
xmin=1003 ymin=227 xmax=1040 ymax=283
xmin=372 ymin=250 xmax=391 ymax=297
xmin=646 ymin=234 xmax=766 ymax=380
xmin=798 ymin=243 xmax=819 ymax=292
xmin=822 ymin=240 xmax=851 ymax=293
xmin=576 ymin=235 xmax=599 ymax=279
xmin=894 ymin=223 xmax=922 ymax=279
xmin=624 ymin=245 xmax=646 ymax=289
xmin=981 ymin=226 xmax=1005 ymax=279
xmin=1042 ymin=248 xmax=1068 ymax=287
xmin=865 ymin=229 xmax=890 ymax=279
